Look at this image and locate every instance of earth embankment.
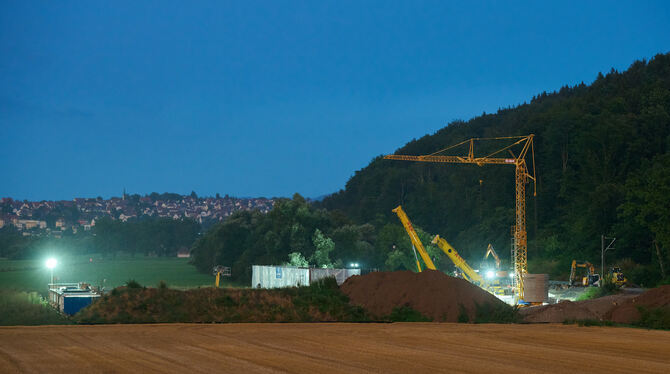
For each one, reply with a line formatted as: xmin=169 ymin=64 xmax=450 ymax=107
xmin=341 ymin=269 xmax=509 ymax=322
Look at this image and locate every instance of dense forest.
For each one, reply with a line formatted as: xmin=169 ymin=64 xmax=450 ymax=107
xmin=193 ymin=53 xmax=670 ymax=286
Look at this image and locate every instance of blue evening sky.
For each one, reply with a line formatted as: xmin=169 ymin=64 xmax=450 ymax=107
xmin=1 ymin=1 xmax=669 ymax=200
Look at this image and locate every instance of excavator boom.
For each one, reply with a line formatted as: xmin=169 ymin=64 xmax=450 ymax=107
xmin=484 ymin=244 xmax=501 ymax=269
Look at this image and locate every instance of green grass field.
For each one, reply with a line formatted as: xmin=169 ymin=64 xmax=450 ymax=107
xmin=0 ymin=254 xmax=223 ymax=294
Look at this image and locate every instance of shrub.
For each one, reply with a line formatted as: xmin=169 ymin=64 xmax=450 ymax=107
xmin=635 ymin=306 xmax=670 ymax=330
xmin=387 ymin=306 xmax=432 ymax=322
xmin=474 ymin=302 xmax=519 ymax=323
xmin=125 ymin=279 xmax=142 ymax=289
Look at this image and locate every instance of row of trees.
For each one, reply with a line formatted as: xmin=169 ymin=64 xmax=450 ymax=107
xmin=190 ymin=194 xmax=449 ymax=282
xmin=92 ymin=217 xmax=200 ymax=257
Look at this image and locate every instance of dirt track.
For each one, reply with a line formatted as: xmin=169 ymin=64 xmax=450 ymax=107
xmin=1 ymin=323 xmax=669 ymax=373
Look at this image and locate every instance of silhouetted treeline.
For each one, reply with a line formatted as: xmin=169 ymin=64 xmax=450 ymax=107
xmin=93 ymin=217 xmax=200 ymax=257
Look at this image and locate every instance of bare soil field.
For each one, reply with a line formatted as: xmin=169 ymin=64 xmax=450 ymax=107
xmin=1 ymin=323 xmax=669 ymax=373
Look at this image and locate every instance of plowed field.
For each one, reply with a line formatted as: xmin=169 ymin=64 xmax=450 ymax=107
xmin=1 ymin=323 xmax=669 ymax=373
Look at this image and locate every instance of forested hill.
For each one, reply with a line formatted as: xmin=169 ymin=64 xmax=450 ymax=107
xmin=320 ymin=53 xmax=670 ymax=280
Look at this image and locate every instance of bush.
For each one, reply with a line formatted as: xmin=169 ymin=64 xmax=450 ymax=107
xmin=635 ymin=306 xmax=670 ymax=330
xmin=474 ymin=302 xmax=519 ymax=324
xmin=125 ymin=279 xmax=142 ymax=289
xmin=0 ymin=290 xmax=70 ymax=326
xmin=387 ymin=306 xmax=432 ymax=322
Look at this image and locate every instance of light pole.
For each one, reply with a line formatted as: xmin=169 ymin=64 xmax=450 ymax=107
xmin=46 ymin=258 xmax=57 ymax=286
xmin=601 ymin=235 xmax=615 ymax=287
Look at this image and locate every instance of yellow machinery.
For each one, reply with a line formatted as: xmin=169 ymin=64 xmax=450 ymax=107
xmin=213 ymin=265 xmax=231 ymax=287
xmin=392 ymin=206 xmax=437 ymax=272
xmin=609 ymin=267 xmax=627 ymax=287
xmin=569 ymin=260 xmax=599 ymax=286
xmin=393 ymin=205 xmax=512 ymax=296
xmin=431 ymin=235 xmax=484 ymax=285
xmin=385 ymin=135 xmax=536 ymax=300
xmin=484 ymin=244 xmax=501 ymax=270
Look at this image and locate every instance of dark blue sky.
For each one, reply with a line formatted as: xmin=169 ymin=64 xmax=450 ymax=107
xmin=2 ymin=1 xmax=669 ymax=201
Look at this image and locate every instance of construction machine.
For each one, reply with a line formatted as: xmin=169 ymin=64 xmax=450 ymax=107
xmin=213 ymin=265 xmax=231 ymax=287
xmin=385 ymin=135 xmax=536 ymax=300
xmin=569 ymin=260 xmax=600 ymax=287
xmin=608 ymin=267 xmax=627 ymax=287
xmin=431 ymin=235 xmax=484 ymax=286
xmin=392 ymin=206 xmax=437 ymax=272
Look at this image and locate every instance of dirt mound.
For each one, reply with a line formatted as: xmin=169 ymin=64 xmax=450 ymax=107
xmin=340 ymin=270 xmax=507 ymax=322
xmin=521 ymin=285 xmax=670 ymax=324
xmin=609 ymin=285 xmax=670 ymax=323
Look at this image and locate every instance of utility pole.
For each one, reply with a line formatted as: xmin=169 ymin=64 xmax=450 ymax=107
xmin=601 ymin=235 xmax=616 ymax=287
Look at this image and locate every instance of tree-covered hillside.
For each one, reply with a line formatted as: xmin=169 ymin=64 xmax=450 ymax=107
xmin=190 ymin=53 xmax=670 ymax=286
xmin=320 ymin=53 xmax=670 ymax=284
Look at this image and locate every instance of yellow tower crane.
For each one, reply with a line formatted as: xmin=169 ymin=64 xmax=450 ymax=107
xmin=384 ymin=135 xmax=536 ymax=300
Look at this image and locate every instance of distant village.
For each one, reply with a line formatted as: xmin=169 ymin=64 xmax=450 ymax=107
xmin=0 ymin=192 xmax=275 ymax=237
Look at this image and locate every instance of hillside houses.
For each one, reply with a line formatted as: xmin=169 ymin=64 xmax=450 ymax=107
xmin=0 ymin=194 xmax=275 ymax=235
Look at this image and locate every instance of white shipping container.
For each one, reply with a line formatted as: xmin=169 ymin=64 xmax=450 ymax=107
xmin=251 ymin=265 xmax=309 ymax=289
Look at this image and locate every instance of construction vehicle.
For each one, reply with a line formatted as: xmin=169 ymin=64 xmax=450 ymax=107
xmin=431 ymin=234 xmax=484 ymax=286
xmin=385 ymin=135 xmax=536 ymax=301
xmin=213 ymin=265 xmax=231 ymax=287
xmin=569 ymin=260 xmax=600 ymax=287
xmin=393 ymin=205 xmax=515 ymax=297
xmin=392 ymin=206 xmax=437 ymax=272
xmin=608 ymin=267 xmax=627 ymax=287
xmin=484 ymin=244 xmax=501 ymax=270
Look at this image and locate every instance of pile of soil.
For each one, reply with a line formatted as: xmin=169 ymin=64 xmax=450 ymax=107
xmin=340 ymin=270 xmax=507 ymax=322
xmin=609 ymin=285 xmax=670 ymax=323
xmin=520 ymin=285 xmax=670 ymax=323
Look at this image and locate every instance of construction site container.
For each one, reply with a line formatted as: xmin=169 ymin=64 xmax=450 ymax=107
xmin=309 ymin=268 xmax=361 ymax=285
xmin=522 ymin=273 xmax=549 ymax=303
xmin=48 ymin=283 xmax=101 ymax=315
xmin=252 ymin=265 xmax=309 ymax=289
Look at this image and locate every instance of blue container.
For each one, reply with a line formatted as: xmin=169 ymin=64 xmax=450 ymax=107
xmin=63 ymin=296 xmax=95 ymax=315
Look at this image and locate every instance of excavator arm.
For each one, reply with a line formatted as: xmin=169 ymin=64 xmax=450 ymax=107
xmin=432 ymin=235 xmax=484 ymax=285
xmin=484 ymin=244 xmax=501 ymax=270
xmin=392 ymin=206 xmax=437 ymax=271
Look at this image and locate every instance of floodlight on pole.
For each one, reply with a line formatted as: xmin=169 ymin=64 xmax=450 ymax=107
xmin=46 ymin=258 xmax=57 ymax=285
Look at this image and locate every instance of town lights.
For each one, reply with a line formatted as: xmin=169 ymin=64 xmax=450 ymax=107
xmin=486 ymin=270 xmax=495 ymax=279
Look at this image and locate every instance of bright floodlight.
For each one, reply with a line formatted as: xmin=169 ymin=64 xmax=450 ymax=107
xmin=486 ymin=270 xmax=495 ymax=279
xmin=46 ymin=258 xmax=57 ymax=269
xmin=509 ymin=273 xmax=515 ymax=279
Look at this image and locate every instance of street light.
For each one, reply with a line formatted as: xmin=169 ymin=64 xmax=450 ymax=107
xmin=46 ymin=258 xmax=57 ymax=286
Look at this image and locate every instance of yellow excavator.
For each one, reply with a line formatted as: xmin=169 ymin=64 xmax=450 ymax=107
xmin=484 ymin=244 xmax=501 ymax=270
xmin=569 ymin=260 xmax=600 ymax=287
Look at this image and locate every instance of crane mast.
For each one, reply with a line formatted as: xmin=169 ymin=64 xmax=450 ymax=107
xmin=385 ymin=135 xmax=536 ymax=300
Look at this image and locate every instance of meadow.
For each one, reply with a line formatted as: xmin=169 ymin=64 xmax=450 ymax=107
xmin=0 ymin=254 xmax=221 ymax=294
